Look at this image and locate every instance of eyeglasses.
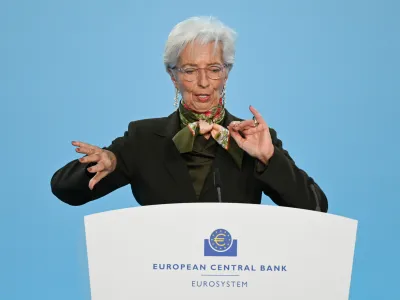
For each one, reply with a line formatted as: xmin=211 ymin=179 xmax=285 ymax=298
xmin=171 ymin=64 xmax=227 ymax=82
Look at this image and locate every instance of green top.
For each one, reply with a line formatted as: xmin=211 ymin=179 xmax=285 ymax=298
xmin=173 ymin=99 xmax=244 ymax=199
xmin=181 ymin=135 xmax=217 ymax=199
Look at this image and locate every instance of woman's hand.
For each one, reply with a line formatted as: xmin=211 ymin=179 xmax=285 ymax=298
xmin=228 ymin=106 xmax=274 ymax=164
xmin=72 ymin=141 xmax=117 ymax=190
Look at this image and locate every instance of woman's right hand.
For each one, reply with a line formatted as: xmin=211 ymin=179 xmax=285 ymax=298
xmin=72 ymin=141 xmax=117 ymax=190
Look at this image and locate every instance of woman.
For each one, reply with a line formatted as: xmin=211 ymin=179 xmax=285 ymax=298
xmin=51 ymin=16 xmax=328 ymax=212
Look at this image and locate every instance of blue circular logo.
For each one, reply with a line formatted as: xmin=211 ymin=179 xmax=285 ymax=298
xmin=209 ymin=229 xmax=232 ymax=252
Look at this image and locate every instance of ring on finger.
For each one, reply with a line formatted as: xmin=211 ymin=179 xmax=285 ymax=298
xmin=252 ymin=116 xmax=259 ymax=127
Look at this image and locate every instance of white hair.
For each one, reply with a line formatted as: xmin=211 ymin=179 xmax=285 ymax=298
xmin=163 ymin=16 xmax=237 ymax=71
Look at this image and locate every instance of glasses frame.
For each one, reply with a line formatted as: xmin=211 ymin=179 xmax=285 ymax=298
xmin=170 ymin=64 xmax=228 ymax=82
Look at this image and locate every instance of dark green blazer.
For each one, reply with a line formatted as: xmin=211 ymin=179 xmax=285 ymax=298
xmin=51 ymin=110 xmax=328 ymax=212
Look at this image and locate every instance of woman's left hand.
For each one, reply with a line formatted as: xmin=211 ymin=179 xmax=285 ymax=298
xmin=228 ymin=106 xmax=274 ymax=164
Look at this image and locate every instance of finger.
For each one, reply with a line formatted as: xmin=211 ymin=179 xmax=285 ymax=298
xmin=228 ymin=121 xmax=241 ymax=129
xmin=79 ymin=154 xmax=101 ymax=164
xmin=241 ymin=126 xmax=262 ymax=135
xmin=233 ymin=120 xmax=255 ymax=131
xmin=227 ymin=121 xmax=245 ymax=132
xmin=199 ymin=120 xmax=213 ymax=134
xmin=75 ymin=146 xmax=99 ymax=155
xmin=249 ymin=105 xmax=267 ymax=126
xmin=86 ymin=162 xmax=105 ymax=173
xmin=88 ymin=171 xmax=108 ymax=190
xmin=72 ymin=141 xmax=96 ymax=148
xmin=72 ymin=141 xmax=101 ymax=154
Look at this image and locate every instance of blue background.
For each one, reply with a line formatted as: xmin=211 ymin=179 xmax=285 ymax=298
xmin=1 ymin=0 xmax=399 ymax=299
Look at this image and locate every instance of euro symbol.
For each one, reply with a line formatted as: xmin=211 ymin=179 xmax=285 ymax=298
xmin=213 ymin=234 xmax=226 ymax=246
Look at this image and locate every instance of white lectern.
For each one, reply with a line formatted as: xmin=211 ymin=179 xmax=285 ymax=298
xmin=84 ymin=203 xmax=358 ymax=300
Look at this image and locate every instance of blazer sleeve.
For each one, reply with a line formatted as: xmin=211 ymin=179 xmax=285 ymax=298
xmin=254 ymin=128 xmax=328 ymax=212
xmin=50 ymin=122 xmax=136 ymax=206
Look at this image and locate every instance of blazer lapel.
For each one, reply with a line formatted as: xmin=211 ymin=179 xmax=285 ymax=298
xmin=154 ymin=111 xmax=197 ymax=203
xmin=199 ymin=110 xmax=247 ymax=202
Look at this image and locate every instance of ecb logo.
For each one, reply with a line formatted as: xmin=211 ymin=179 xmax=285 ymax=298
xmin=204 ymin=229 xmax=237 ymax=257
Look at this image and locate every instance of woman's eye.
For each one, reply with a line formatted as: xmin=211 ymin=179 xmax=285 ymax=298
xmin=210 ymin=67 xmax=221 ymax=73
xmin=184 ymin=69 xmax=196 ymax=74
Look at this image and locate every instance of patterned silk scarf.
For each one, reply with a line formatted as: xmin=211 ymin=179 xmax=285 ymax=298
xmin=172 ymin=98 xmax=244 ymax=168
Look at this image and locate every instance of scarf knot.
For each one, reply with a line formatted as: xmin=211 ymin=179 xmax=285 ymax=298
xmin=172 ymin=99 xmax=243 ymax=168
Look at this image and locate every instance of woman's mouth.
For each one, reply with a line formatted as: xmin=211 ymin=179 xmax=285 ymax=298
xmin=196 ymin=94 xmax=211 ymax=102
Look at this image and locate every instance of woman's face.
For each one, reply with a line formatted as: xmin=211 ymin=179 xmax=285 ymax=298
xmin=171 ymin=41 xmax=228 ymax=112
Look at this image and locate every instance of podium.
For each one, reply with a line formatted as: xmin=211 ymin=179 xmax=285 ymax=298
xmin=84 ymin=203 xmax=358 ymax=300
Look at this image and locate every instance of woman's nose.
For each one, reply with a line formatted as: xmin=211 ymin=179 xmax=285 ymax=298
xmin=197 ymin=69 xmax=210 ymax=88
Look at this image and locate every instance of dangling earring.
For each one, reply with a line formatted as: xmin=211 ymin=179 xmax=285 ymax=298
xmin=221 ymin=84 xmax=226 ymax=105
xmin=174 ymin=88 xmax=180 ymax=108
